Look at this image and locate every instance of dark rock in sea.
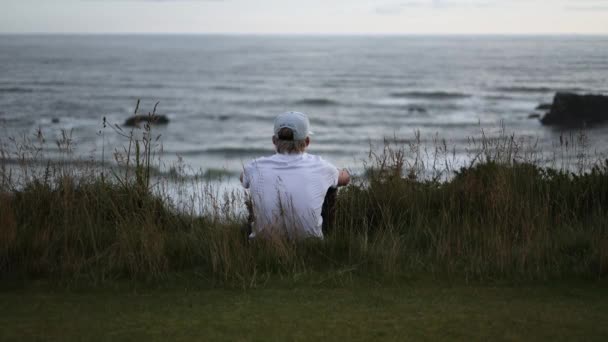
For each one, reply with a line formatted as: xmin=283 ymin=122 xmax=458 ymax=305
xmin=124 ymin=115 xmax=170 ymax=127
xmin=541 ymin=93 xmax=608 ymax=127
xmin=51 ymin=118 xmax=60 ymax=124
xmin=407 ymin=105 xmax=427 ymax=113
xmin=528 ymin=113 xmax=541 ymax=119
xmin=535 ymin=103 xmax=552 ymax=111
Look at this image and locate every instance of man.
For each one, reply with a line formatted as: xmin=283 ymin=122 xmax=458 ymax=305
xmin=240 ymin=111 xmax=350 ymax=239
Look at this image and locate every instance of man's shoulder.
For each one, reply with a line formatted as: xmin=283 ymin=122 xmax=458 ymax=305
xmin=303 ymin=154 xmax=340 ymax=187
xmin=246 ymin=153 xmax=277 ymax=163
xmin=244 ymin=154 xmax=281 ymax=171
xmin=245 ymin=153 xmax=336 ymax=170
xmin=303 ymin=153 xmax=336 ymax=168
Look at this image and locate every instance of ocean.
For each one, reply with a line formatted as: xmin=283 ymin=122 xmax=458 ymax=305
xmin=1 ymin=34 xmax=608 ymax=176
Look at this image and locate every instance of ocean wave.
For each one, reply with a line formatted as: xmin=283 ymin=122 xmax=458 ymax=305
xmin=0 ymin=87 xmax=34 ymax=93
xmin=482 ymin=94 xmax=517 ymax=100
xmin=27 ymin=81 xmax=68 ymax=87
xmin=130 ymin=83 xmax=166 ymax=90
xmin=293 ymin=98 xmax=339 ymax=106
xmin=167 ymin=147 xmax=271 ymax=157
xmin=389 ymin=91 xmax=471 ymax=100
xmin=495 ymin=86 xmax=587 ymax=93
xmin=50 ymin=99 xmax=92 ymax=112
xmin=211 ymin=85 xmax=243 ymax=92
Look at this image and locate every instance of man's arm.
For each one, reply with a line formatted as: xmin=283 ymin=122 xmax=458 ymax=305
xmin=240 ymin=171 xmax=249 ymax=189
xmin=337 ymin=169 xmax=350 ymax=187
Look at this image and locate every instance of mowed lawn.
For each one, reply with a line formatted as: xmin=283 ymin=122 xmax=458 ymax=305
xmin=1 ymin=281 xmax=607 ymax=341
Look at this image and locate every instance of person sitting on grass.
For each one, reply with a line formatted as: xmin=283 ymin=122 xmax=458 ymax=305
xmin=240 ymin=111 xmax=350 ymax=239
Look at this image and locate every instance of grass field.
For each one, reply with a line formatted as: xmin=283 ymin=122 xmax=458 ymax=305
xmin=1 ymin=280 xmax=607 ymax=341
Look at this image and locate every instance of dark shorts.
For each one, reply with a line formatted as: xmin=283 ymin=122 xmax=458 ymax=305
xmin=321 ymin=187 xmax=338 ymax=235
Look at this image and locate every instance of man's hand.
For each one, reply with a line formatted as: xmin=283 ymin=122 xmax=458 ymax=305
xmin=337 ymin=168 xmax=350 ymax=187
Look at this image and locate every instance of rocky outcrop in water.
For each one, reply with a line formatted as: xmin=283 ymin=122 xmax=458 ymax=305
xmin=124 ymin=115 xmax=170 ymax=127
xmin=540 ymin=93 xmax=608 ymax=127
xmin=535 ymin=103 xmax=552 ymax=111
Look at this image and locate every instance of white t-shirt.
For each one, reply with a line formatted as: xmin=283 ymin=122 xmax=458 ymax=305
xmin=242 ymin=153 xmax=339 ymax=239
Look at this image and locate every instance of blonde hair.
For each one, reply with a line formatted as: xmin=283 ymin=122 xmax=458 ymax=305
xmin=275 ymin=128 xmax=307 ymax=154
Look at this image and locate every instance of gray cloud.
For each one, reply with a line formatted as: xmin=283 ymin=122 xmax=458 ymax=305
xmin=565 ymin=5 xmax=608 ymax=11
xmin=564 ymin=0 xmax=608 ymax=11
xmin=376 ymin=0 xmax=608 ymax=15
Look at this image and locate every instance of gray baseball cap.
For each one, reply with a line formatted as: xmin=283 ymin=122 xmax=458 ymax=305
xmin=274 ymin=111 xmax=313 ymax=140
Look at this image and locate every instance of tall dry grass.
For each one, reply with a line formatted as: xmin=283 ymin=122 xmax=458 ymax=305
xmin=0 ymin=106 xmax=607 ymax=286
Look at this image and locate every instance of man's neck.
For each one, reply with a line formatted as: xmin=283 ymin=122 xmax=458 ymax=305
xmin=276 ymin=151 xmax=306 ymax=156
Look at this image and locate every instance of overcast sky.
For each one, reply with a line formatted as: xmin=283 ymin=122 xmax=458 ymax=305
xmin=1 ymin=0 xmax=608 ymax=34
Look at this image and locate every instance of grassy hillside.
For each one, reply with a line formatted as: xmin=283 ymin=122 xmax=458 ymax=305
xmin=1 ymin=120 xmax=606 ymax=285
